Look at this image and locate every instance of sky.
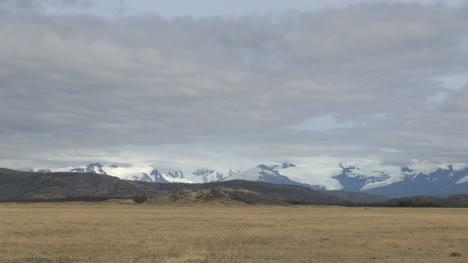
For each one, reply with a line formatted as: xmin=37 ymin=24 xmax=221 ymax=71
xmin=1 ymin=0 xmax=468 ymax=176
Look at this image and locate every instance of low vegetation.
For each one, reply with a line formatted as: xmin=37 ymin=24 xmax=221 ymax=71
xmin=133 ymin=195 xmax=149 ymax=204
xmin=150 ymin=187 xmax=287 ymax=206
xmin=0 ymin=204 xmax=466 ymax=263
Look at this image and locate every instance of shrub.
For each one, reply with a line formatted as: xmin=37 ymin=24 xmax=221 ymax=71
xmin=133 ymin=195 xmax=148 ymax=204
xmin=398 ymin=200 xmax=413 ymax=207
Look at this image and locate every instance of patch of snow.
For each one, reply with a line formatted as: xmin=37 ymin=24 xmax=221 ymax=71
xmin=408 ymin=159 xmax=454 ymax=175
xmin=451 ymin=163 xmax=468 ymax=171
xmin=360 ymin=176 xmax=402 ymax=191
xmin=456 ymin=176 xmax=468 ymax=184
xmin=160 ymin=174 xmax=194 ymax=184
xmin=101 ymin=164 xmax=154 ymax=181
xmin=224 ymin=167 xmax=262 ymax=181
xmin=283 ymin=164 xmax=343 ymax=190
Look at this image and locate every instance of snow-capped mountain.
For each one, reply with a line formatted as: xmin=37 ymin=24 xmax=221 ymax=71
xmin=35 ymin=161 xmax=468 ymax=197
xmin=37 ymin=163 xmax=194 ymax=184
xmin=35 ymin=162 xmax=324 ymax=189
xmin=334 ymin=164 xmax=468 ymax=197
xmin=192 ymin=169 xmax=226 ymax=183
xmin=223 ymin=163 xmax=325 ymax=190
xmin=364 ymin=165 xmax=468 ymax=197
xmin=332 ymin=164 xmax=394 ymax=192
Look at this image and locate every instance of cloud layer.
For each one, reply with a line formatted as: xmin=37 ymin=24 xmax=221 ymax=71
xmin=0 ymin=1 xmax=467 ymax=172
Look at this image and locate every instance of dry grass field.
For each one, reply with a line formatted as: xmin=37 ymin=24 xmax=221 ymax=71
xmin=0 ymin=203 xmax=467 ymax=263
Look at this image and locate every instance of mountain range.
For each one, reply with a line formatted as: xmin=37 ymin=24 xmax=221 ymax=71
xmin=2 ymin=168 xmax=467 ymax=207
xmin=0 ymin=168 xmax=382 ymax=204
xmin=33 ymin=162 xmax=468 ymax=197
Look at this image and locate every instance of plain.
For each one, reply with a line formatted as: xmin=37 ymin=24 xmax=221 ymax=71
xmin=0 ymin=204 xmax=467 ymax=263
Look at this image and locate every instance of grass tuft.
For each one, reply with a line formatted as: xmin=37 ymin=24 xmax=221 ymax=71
xmin=22 ymin=257 xmax=77 ymax=263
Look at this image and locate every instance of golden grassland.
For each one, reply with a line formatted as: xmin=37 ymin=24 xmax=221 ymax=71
xmin=0 ymin=203 xmax=467 ymax=263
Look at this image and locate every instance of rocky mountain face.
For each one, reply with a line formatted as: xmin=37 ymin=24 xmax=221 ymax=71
xmin=34 ymin=161 xmax=468 ymax=197
xmin=364 ymin=166 xmax=468 ymax=197
xmin=223 ymin=164 xmax=325 ymax=190
xmin=333 ymin=164 xmax=468 ymax=197
xmin=192 ymin=169 xmax=226 ymax=183
xmin=331 ymin=164 xmax=392 ymax=192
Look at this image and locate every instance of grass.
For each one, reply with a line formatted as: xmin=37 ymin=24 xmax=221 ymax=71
xmin=0 ymin=203 xmax=467 ymax=263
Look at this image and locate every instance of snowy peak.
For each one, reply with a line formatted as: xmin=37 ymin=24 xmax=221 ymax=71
xmin=256 ymin=164 xmax=275 ymax=171
xmin=399 ymin=165 xmax=465 ymax=184
xmin=33 ymin=161 xmax=467 ymax=197
xmin=256 ymin=162 xmax=296 ymax=171
xmin=70 ymin=162 xmax=106 ymax=174
xmin=35 ymin=163 xmax=194 ymax=184
xmin=279 ymin=162 xmax=296 ymax=169
xmin=167 ymin=170 xmax=184 ymax=179
xmin=193 ymin=169 xmax=225 ymax=183
xmin=228 ymin=169 xmax=240 ymax=177
xmin=224 ymin=163 xmax=324 ymax=190
xmin=149 ymin=169 xmax=169 ymax=183
xmin=333 ymin=164 xmax=468 ymax=197
xmin=332 ymin=164 xmax=392 ymax=192
xmin=133 ymin=173 xmax=153 ymax=182
xmin=153 ymin=169 xmax=193 ymax=184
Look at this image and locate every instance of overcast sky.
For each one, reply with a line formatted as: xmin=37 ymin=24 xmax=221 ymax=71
xmin=1 ymin=0 xmax=468 ymax=174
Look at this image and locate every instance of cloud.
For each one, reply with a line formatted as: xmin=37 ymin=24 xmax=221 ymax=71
xmin=0 ymin=0 xmax=92 ymax=13
xmin=0 ymin=2 xmax=467 ymax=171
xmin=289 ymin=114 xmax=357 ymax=131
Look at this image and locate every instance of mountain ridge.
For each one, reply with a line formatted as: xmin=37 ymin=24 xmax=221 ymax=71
xmin=4 ymin=168 xmax=468 ymax=206
xmin=0 ymin=168 xmax=383 ymax=204
xmin=32 ymin=161 xmax=468 ymax=197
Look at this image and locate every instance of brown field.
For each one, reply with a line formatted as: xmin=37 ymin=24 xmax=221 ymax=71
xmin=0 ymin=203 xmax=467 ymax=263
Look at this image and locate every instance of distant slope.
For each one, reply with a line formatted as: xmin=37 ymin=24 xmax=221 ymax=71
xmin=365 ymin=167 xmax=468 ymax=197
xmin=152 ymin=180 xmax=348 ymax=204
xmin=334 ymin=165 xmax=468 ymax=197
xmin=223 ymin=164 xmax=325 ymax=190
xmin=385 ymin=194 xmax=468 ymax=207
xmin=321 ymin=190 xmax=389 ymax=203
xmin=0 ymin=168 xmax=161 ymax=200
xmin=154 ymin=188 xmax=289 ymax=205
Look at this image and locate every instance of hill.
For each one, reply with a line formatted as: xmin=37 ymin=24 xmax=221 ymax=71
xmin=385 ymin=194 xmax=468 ymax=207
xmin=151 ymin=180 xmax=347 ymax=204
xmin=0 ymin=168 xmax=161 ymax=200
xmin=321 ymin=190 xmax=389 ymax=203
xmin=152 ymin=187 xmax=288 ymax=205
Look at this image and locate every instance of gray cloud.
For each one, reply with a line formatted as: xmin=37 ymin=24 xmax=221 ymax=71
xmin=0 ymin=0 xmax=92 ymax=14
xmin=0 ymin=2 xmax=467 ymax=169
